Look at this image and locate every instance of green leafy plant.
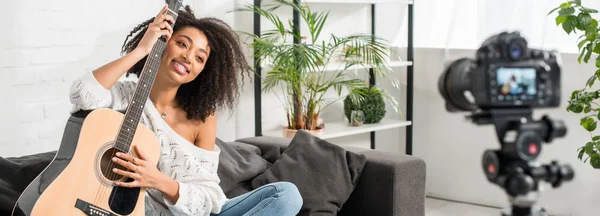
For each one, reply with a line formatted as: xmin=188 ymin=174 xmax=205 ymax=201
xmin=239 ymin=0 xmax=400 ymax=132
xmin=549 ymin=0 xmax=600 ymax=168
xmin=343 ymin=87 xmax=391 ymax=124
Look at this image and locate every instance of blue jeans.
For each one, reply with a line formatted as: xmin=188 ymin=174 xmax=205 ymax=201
xmin=211 ymin=182 xmax=303 ymax=216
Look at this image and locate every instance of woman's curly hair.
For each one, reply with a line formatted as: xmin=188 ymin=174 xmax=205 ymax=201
xmin=121 ymin=5 xmax=252 ymax=122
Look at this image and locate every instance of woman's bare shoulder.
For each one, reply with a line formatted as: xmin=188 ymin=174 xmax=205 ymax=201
xmin=193 ymin=113 xmax=217 ymax=151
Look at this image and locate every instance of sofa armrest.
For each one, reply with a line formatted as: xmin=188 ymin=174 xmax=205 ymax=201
xmin=235 ymin=136 xmax=426 ymax=216
xmin=339 ymin=149 xmax=426 ymax=216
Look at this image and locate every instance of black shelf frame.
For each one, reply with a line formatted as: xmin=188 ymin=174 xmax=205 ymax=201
xmin=252 ymin=0 xmax=414 ymax=155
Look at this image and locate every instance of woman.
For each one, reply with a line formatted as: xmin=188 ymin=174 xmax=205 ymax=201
xmin=69 ymin=4 xmax=302 ymax=216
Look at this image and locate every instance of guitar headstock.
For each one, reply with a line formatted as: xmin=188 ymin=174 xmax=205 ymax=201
xmin=165 ymin=0 xmax=183 ymax=12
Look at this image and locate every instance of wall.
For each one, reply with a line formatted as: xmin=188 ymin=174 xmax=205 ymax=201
xmin=414 ymin=47 xmax=600 ymax=216
xmin=0 ymin=0 xmax=239 ymax=157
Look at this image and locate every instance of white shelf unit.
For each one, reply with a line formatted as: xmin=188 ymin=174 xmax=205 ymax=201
xmin=263 ymin=119 xmax=412 ymax=140
xmin=302 ymin=0 xmax=413 ymax=4
xmin=261 ymin=60 xmax=413 ymax=73
xmin=252 ymin=0 xmax=414 ymax=153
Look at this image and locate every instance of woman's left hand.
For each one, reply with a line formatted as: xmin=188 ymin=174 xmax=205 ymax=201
xmin=112 ymin=145 xmax=167 ymax=190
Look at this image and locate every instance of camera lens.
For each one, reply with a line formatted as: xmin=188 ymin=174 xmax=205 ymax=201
xmin=438 ymin=58 xmax=478 ymax=112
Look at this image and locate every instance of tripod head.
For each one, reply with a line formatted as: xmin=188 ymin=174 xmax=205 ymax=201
xmin=467 ymin=108 xmax=574 ymax=216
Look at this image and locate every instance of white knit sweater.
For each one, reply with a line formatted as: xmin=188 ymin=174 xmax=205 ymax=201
xmin=69 ymin=71 xmax=227 ymax=216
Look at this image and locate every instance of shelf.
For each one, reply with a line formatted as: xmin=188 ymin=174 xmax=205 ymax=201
xmin=263 ymin=119 xmax=412 ymax=139
xmin=253 ymin=0 xmax=414 ymax=152
xmin=261 ymin=60 xmax=412 ymax=73
xmin=302 ymin=0 xmax=414 ymax=4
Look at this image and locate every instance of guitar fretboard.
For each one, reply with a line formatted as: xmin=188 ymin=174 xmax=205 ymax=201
xmin=114 ymin=9 xmax=180 ymax=152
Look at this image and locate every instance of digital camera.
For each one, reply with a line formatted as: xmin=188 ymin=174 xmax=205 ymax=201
xmin=437 ymin=31 xmax=573 ymax=216
xmin=438 ymin=31 xmax=562 ymax=112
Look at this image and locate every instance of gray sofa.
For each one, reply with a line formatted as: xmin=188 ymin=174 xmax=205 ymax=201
xmin=228 ymin=136 xmax=427 ymax=216
xmin=0 ymin=112 xmax=426 ymax=216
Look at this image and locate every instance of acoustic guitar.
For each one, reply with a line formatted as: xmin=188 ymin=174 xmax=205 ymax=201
xmin=11 ymin=1 xmax=183 ymax=215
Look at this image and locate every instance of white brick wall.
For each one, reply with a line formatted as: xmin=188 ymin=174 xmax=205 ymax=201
xmin=0 ymin=0 xmax=240 ymax=157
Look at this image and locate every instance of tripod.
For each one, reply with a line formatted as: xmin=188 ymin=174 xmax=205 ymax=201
xmin=467 ymin=108 xmax=574 ymax=216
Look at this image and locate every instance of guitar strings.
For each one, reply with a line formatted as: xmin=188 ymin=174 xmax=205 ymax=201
xmin=89 ymin=45 xmax=152 ymax=206
xmin=100 ymin=79 xmax=150 ymax=206
xmin=94 ymin=109 xmax=136 ymax=205
xmin=91 ymin=8 xmax=177 ymax=209
xmin=98 ymin=89 xmax=147 ymax=205
xmin=105 ymin=68 xmax=154 ymax=205
xmin=103 ymin=39 xmax=166 ymax=208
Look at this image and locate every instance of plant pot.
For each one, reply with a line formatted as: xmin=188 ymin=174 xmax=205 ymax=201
xmin=282 ymin=126 xmax=323 ymax=138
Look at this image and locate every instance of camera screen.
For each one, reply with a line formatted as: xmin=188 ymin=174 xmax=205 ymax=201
xmin=496 ymin=67 xmax=536 ymax=96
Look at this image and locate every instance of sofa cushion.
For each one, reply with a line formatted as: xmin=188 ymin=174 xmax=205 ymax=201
xmin=216 ymin=139 xmax=269 ymax=198
xmin=225 ymin=141 xmax=262 ymax=156
xmin=235 ymin=136 xmax=290 ymax=163
xmin=250 ymin=130 xmax=367 ymax=216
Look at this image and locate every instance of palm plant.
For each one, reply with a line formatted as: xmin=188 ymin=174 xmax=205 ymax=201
xmin=240 ymin=0 xmax=400 ymax=132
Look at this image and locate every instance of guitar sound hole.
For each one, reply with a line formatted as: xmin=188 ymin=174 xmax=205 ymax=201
xmin=100 ymin=147 xmax=127 ymax=181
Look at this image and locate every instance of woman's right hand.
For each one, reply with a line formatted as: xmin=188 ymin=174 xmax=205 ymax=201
xmin=136 ymin=4 xmax=175 ymax=55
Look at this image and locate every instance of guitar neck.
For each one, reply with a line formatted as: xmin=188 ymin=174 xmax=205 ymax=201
xmin=115 ymin=9 xmax=180 ymax=152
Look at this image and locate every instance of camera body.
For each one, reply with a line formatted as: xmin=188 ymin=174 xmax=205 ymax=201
xmin=439 ymin=31 xmax=562 ymax=112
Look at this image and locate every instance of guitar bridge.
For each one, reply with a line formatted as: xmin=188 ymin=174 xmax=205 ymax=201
xmin=75 ymin=199 xmax=118 ymax=216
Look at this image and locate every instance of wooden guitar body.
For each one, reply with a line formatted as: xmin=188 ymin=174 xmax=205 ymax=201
xmin=17 ymin=109 xmax=160 ymax=216
xmin=11 ymin=111 xmax=89 ymax=216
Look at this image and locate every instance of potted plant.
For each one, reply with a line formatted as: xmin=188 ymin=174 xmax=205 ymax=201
xmin=239 ymin=0 xmax=401 ymax=137
xmin=550 ymin=0 xmax=600 ymax=168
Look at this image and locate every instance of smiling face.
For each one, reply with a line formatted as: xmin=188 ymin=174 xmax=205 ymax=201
xmin=158 ymin=26 xmax=211 ymax=85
